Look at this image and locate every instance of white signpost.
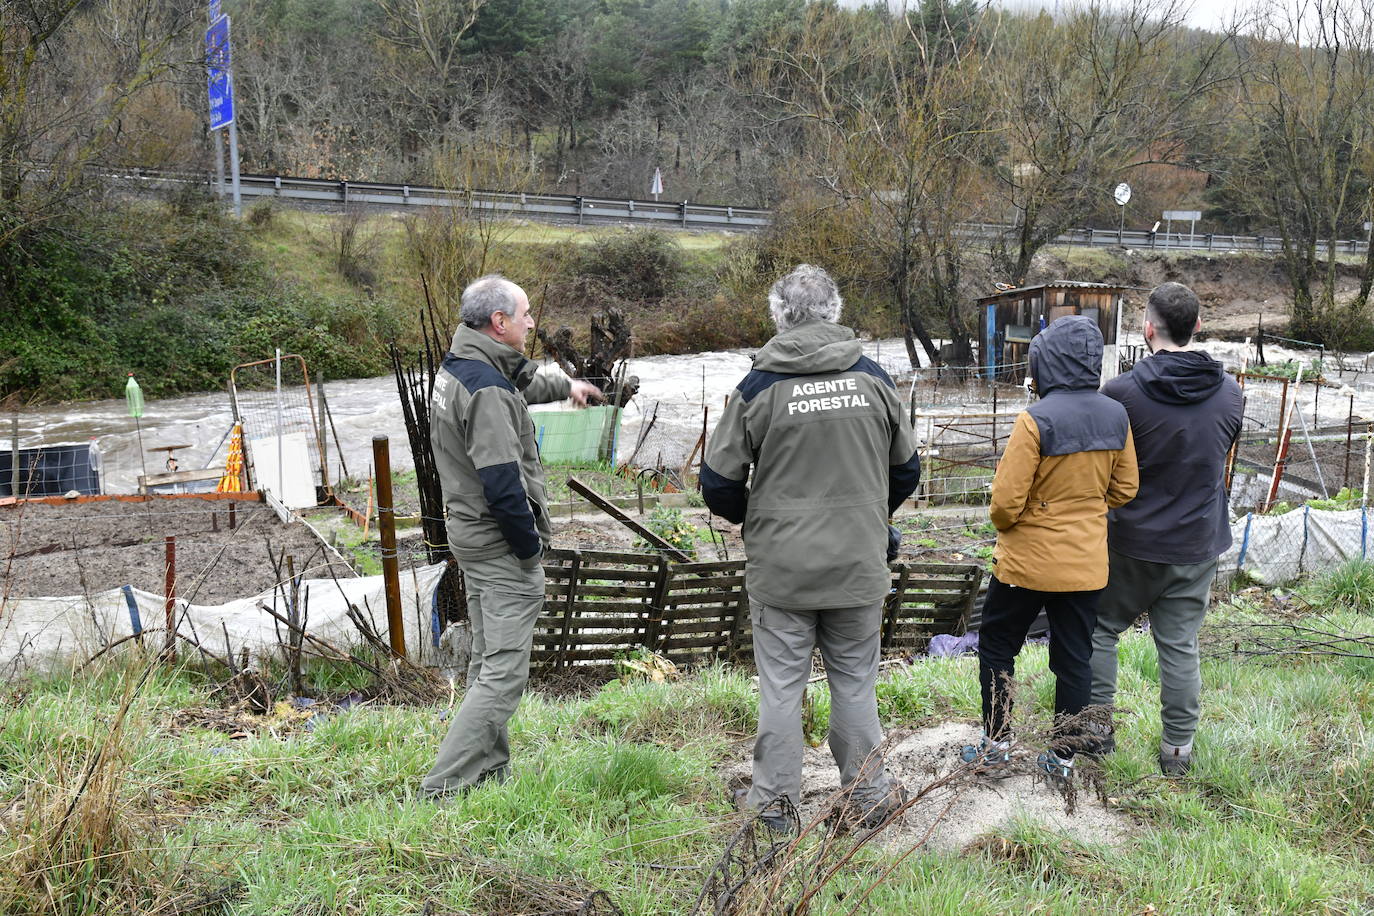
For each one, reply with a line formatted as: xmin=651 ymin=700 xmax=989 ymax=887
xmin=1113 ymin=182 xmax=1131 ymax=243
xmin=650 ymin=167 xmax=664 ymax=201
xmin=1164 ymin=209 xmax=1202 ymax=247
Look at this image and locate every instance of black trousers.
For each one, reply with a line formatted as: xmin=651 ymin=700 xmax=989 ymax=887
xmin=978 ymin=575 xmax=1101 ymax=757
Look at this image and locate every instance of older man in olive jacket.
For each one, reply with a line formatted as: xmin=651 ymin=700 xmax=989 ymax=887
xmin=421 ymin=274 xmax=600 ymax=798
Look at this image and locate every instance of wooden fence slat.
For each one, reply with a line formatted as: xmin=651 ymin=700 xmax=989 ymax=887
xmin=545 ymin=547 xmax=661 ymax=565
xmin=568 ymin=584 xmax=660 ymax=598
xmin=662 ymin=635 xmax=732 ymax=650
xmin=661 ymin=590 xmax=743 ymax=607
xmin=669 ymin=560 xmax=748 ymax=574
xmin=534 ymin=616 xmax=649 ymax=630
xmin=549 ymin=567 xmax=661 ymax=583
xmin=559 ymin=601 xmax=656 ymax=615
xmin=663 ymin=577 xmax=746 ymax=592
xmin=532 ymin=649 xmax=634 ymax=662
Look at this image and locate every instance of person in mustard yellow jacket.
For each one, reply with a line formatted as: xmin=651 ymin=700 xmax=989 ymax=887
xmin=962 ymin=314 xmax=1138 ymax=780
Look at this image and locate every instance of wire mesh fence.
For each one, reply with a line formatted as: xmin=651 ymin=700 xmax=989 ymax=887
xmin=230 ymin=354 xmax=329 ymax=497
xmin=0 ymin=440 xmax=100 ymax=498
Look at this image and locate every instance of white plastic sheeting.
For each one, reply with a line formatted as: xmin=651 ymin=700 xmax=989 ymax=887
xmin=0 ymin=562 xmax=447 ymax=674
xmin=1219 ymin=506 xmax=1372 ymax=584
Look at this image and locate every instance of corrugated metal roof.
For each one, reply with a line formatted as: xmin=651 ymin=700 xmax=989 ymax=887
xmin=975 ymin=281 xmax=1127 ymax=303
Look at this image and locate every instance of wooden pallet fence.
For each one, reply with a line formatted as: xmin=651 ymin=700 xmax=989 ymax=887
xmin=530 ymin=548 xmax=666 ymax=671
xmin=653 ymin=559 xmax=749 ymax=667
xmin=513 ymin=549 xmax=981 ymax=676
xmin=881 ymin=562 xmax=982 ymax=650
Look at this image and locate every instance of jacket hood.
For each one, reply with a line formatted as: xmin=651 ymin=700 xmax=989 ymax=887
xmin=1029 ymin=315 xmax=1104 ymax=394
xmin=752 ymin=320 xmax=864 ymax=374
xmin=1130 ymin=349 xmax=1227 ymax=405
xmin=450 ymin=324 xmax=538 ymax=389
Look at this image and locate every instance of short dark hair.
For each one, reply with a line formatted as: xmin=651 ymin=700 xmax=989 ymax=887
xmin=1146 ymin=282 xmax=1200 ymax=345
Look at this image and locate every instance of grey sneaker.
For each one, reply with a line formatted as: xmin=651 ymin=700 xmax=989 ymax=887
xmin=1037 ymin=748 xmax=1075 ymax=781
xmin=1159 ymin=746 xmax=1192 ymax=776
xmin=960 ymin=736 xmax=1012 ymax=774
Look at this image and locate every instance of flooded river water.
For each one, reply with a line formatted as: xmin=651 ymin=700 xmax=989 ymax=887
xmin=8 ymin=339 xmax=914 ymax=493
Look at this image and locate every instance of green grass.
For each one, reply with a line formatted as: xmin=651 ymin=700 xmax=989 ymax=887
xmin=1304 ymin=559 xmax=1374 ymax=614
xmin=2 ymin=602 xmax=1371 ymax=915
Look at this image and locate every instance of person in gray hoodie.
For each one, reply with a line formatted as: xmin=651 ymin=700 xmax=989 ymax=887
xmin=1089 ymin=282 xmax=1242 ymax=776
xmin=702 ymin=264 xmax=922 ymax=830
xmin=421 ymin=274 xmax=600 ymax=797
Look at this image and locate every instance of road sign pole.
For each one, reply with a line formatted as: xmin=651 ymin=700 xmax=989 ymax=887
xmin=228 ymin=111 xmax=242 ymax=217
xmin=213 ymin=129 xmax=226 ymax=199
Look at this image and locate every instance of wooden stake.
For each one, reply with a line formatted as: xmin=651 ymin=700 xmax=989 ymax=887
xmin=164 ymin=536 xmax=177 ymax=662
xmin=373 ymin=437 xmax=406 ymax=658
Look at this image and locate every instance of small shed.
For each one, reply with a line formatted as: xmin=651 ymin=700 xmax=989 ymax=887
xmin=976 ymin=281 xmax=1126 ymax=385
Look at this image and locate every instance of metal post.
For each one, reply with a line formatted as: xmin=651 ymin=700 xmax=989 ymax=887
xmin=373 ymin=436 xmax=406 ymax=658
xmin=10 ymin=416 xmax=17 ymax=497
xmin=164 ymin=535 xmax=177 ymax=661
xmin=274 ymin=348 xmax=284 ymax=501
xmin=1344 ymin=392 xmax=1355 ymax=491
xmin=213 ymin=129 xmax=226 ymax=200
xmin=315 ymin=372 xmax=328 ymax=488
xmin=1363 ymin=423 xmax=1372 ymax=508
xmin=227 ymin=105 xmax=242 ymax=217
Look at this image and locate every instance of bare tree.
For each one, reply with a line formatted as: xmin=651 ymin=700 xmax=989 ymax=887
xmin=755 ymin=3 xmax=995 ymax=368
xmin=659 ymin=73 xmax=741 ymax=201
xmin=987 ymin=0 xmax=1235 ymax=283
xmin=372 ymin=0 xmax=487 ymax=144
xmin=0 ymin=0 xmax=198 ymax=244
xmin=1224 ymin=0 xmax=1374 ymax=344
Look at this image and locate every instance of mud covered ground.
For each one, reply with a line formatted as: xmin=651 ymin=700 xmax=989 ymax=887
xmin=721 ymin=721 xmax=1133 ymax=853
xmin=1 ymin=496 xmax=355 ymax=603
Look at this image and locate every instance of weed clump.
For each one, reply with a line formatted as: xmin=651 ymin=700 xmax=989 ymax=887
xmin=1308 ymin=559 xmax=1374 ymax=614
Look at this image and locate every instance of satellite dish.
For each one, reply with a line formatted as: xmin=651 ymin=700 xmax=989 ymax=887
xmin=1113 ymin=182 xmax=1132 ymax=206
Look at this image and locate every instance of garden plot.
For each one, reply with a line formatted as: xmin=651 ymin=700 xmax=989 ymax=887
xmin=1 ymin=496 xmax=354 ymax=603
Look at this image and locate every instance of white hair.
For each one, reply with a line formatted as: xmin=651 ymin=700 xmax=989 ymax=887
xmin=460 ymin=274 xmax=522 ymax=329
xmin=768 ymin=264 xmax=843 ymax=331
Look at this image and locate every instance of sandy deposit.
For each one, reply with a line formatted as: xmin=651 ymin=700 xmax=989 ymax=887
xmin=723 ymin=720 xmax=1135 ymax=853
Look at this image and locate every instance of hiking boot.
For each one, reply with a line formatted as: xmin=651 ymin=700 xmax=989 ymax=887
xmin=1159 ymin=745 xmax=1193 ymax=777
xmin=842 ymin=781 xmax=908 ymax=829
xmin=1081 ymin=722 xmax=1117 ymax=758
xmin=732 ymin=787 xmax=797 ymax=836
xmin=1037 ymin=748 xmax=1075 ymax=781
xmin=960 ymin=736 xmax=1012 ymax=774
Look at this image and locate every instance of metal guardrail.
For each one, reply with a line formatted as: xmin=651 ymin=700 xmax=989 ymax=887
xmin=108 ymin=168 xmax=770 ymax=232
xmin=104 ymin=167 xmax=1374 ymax=254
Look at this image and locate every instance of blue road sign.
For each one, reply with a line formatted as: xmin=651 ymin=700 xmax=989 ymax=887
xmin=208 ymin=68 xmax=234 ymax=129
xmin=206 ymin=15 xmax=233 ymax=129
xmin=209 ymin=0 xmax=221 ymax=24
xmin=206 ymin=15 xmax=230 ymax=67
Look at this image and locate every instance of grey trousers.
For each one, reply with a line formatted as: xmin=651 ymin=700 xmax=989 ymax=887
xmin=746 ymin=600 xmax=893 ymax=810
xmin=1090 ymin=549 xmax=1216 ymax=747
xmin=422 ymin=552 xmax=545 ymax=795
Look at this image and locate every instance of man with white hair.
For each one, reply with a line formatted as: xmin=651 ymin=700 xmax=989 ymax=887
xmin=422 ymin=274 xmax=600 ymax=797
xmin=702 ymin=264 xmax=922 ymax=830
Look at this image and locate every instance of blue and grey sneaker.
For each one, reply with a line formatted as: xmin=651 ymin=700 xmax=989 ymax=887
xmin=1037 ymin=748 xmax=1075 ymax=781
xmin=960 ymin=736 xmax=1012 ymax=773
